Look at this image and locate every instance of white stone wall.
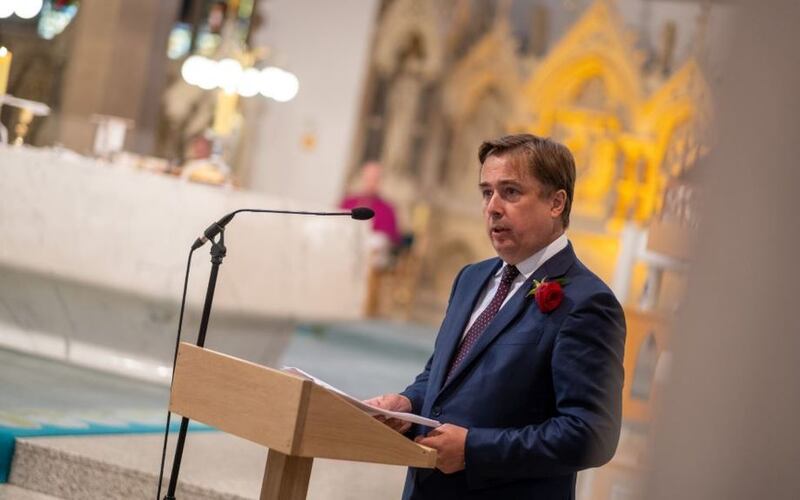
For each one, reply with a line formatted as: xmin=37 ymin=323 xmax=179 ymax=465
xmin=245 ymin=0 xmax=380 ymax=206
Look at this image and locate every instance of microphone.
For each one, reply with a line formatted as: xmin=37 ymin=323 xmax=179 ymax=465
xmin=190 ymin=206 xmax=375 ymax=250
xmin=351 ymin=207 xmax=375 ymax=220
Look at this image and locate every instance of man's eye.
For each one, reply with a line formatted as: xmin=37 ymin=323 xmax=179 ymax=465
xmin=504 ymin=187 xmax=519 ymax=197
xmin=481 ymin=190 xmax=492 ymax=199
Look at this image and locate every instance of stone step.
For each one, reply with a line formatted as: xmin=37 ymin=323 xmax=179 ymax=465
xmin=9 ymin=433 xmax=407 ymax=500
xmin=0 ymin=484 xmax=62 ymax=500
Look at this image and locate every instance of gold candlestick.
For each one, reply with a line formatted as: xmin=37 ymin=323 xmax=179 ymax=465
xmin=0 ymin=46 xmax=12 ymax=96
xmin=13 ymin=108 xmax=33 ymax=146
xmin=212 ymin=89 xmax=239 ymax=137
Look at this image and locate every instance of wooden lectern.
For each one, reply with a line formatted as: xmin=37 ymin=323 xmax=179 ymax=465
xmin=169 ymin=342 xmax=437 ymax=499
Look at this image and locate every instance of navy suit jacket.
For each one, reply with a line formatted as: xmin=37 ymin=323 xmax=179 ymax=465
xmin=400 ymin=243 xmax=626 ymax=500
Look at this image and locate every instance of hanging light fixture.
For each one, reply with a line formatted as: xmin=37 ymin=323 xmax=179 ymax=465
xmin=180 ymin=55 xmax=299 ymax=102
xmin=0 ymin=0 xmax=44 ymax=19
xmin=0 ymin=0 xmax=14 ymax=18
xmin=259 ymin=66 xmax=299 ymax=102
xmin=236 ymin=68 xmax=261 ymax=98
xmin=15 ymin=0 xmax=43 ymax=19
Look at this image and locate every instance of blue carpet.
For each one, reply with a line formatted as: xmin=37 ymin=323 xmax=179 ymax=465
xmin=0 ymin=409 xmax=213 ymax=482
xmin=0 ymin=348 xmax=216 ymax=483
xmin=0 ymin=319 xmax=437 ymax=483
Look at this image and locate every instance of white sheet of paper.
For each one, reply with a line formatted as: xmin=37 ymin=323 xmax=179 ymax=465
xmin=282 ymin=366 xmax=442 ymax=428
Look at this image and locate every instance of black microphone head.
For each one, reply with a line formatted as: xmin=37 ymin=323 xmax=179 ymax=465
xmin=351 ymin=207 xmax=375 ymax=220
xmin=217 ymin=212 xmax=236 ymax=226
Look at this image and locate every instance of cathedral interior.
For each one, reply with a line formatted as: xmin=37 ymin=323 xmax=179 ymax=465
xmin=1 ymin=1 xmax=799 ymax=499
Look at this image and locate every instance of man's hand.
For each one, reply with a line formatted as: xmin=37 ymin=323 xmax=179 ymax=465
xmin=364 ymin=393 xmax=412 ymax=433
xmin=415 ymin=424 xmax=468 ymax=474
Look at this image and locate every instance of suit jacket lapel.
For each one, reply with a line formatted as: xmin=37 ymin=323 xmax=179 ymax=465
xmin=529 ymin=242 xmax=576 ymax=284
xmin=430 ymin=259 xmax=501 ymax=394
xmin=438 ymin=275 xmax=531 ymax=394
xmin=437 ymin=243 xmax=578 ymax=394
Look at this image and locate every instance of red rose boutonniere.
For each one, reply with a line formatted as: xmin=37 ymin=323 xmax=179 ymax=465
xmin=527 ymin=277 xmax=568 ymax=313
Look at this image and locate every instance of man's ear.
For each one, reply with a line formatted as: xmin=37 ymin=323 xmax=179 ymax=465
xmin=551 ymin=189 xmax=567 ymax=218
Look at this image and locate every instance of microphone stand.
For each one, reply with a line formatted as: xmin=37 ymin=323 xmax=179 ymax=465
xmin=157 ymin=206 xmax=373 ymax=499
xmin=163 ymin=227 xmax=227 ymax=500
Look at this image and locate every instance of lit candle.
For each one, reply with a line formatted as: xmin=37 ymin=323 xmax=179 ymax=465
xmin=212 ymin=90 xmax=239 ymax=137
xmin=0 ymin=46 xmax=11 ymax=96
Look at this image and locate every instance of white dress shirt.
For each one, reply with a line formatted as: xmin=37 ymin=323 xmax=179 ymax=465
xmin=462 ymin=233 xmax=569 ymax=336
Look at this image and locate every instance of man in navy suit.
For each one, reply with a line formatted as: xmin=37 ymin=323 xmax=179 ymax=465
xmin=367 ymin=134 xmax=626 ymax=499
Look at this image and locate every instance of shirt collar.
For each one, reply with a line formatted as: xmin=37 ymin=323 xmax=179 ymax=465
xmin=497 ymin=233 xmax=569 ymax=279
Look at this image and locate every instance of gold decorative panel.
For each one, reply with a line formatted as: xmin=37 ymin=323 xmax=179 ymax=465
xmin=355 ymin=0 xmax=713 ymax=319
xmin=521 ymin=0 xmax=711 ymax=229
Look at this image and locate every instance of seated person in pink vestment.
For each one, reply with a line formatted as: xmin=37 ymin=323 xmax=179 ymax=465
xmin=340 ymin=162 xmax=401 ymax=270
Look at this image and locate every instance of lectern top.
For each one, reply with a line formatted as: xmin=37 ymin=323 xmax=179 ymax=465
xmin=169 ymin=343 xmax=436 ymax=468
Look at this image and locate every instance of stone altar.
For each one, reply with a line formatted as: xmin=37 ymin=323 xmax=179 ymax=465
xmin=0 ymin=145 xmax=369 ymax=383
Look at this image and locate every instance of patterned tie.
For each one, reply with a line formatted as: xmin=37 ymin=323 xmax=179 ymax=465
xmin=446 ymin=264 xmax=520 ymax=381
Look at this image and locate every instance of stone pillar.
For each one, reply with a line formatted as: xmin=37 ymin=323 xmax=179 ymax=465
xmin=647 ymin=1 xmax=800 ymax=499
xmin=57 ymin=0 xmax=179 ymax=155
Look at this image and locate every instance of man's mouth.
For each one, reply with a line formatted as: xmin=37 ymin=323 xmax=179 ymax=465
xmin=491 ymin=227 xmax=510 ymax=235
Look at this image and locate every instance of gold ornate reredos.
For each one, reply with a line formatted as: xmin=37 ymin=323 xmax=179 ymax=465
xmin=524 ymin=0 xmax=644 ymax=131
xmin=520 ymin=0 xmax=712 ymax=228
xmin=373 ymin=0 xmax=444 ymax=80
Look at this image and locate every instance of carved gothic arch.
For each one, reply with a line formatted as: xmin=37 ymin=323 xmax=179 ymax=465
xmin=373 ymin=0 xmax=444 ymax=80
xmin=642 ymin=59 xmax=713 ymax=172
xmin=439 ymin=16 xmax=525 ymax=196
xmin=443 ymin=16 xmax=523 ymax=127
xmin=522 ymin=0 xmax=644 ymax=134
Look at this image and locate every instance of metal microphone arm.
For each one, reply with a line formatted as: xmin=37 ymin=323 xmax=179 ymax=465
xmin=190 ymin=207 xmax=373 ymax=250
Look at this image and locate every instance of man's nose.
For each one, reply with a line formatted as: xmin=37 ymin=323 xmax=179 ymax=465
xmin=486 ymin=193 xmax=503 ymax=217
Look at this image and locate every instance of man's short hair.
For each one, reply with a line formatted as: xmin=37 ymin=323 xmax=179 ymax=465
xmin=478 ymin=133 xmax=576 ymax=228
